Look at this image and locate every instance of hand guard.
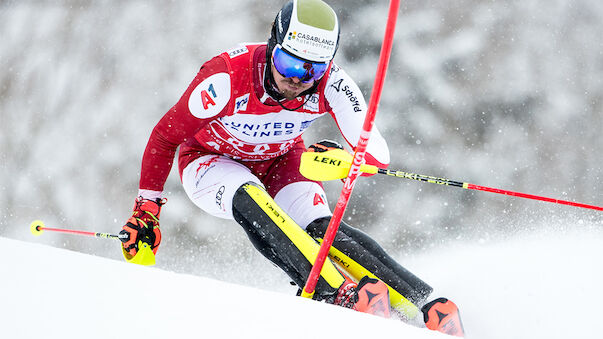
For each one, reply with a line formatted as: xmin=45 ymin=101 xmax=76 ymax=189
xmin=307 ymin=139 xmax=378 ymax=179
xmin=306 ymin=140 xmax=351 ymax=182
xmin=308 ymin=139 xmax=345 ymax=153
xmin=120 ymin=197 xmax=166 ymax=256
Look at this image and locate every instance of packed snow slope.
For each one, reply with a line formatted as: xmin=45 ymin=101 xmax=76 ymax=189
xmin=0 ymin=237 xmax=446 ymax=339
xmin=2 ymin=225 xmax=602 ymax=339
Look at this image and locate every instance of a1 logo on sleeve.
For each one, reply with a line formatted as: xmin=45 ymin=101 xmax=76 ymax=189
xmin=188 ymin=73 xmax=231 ymax=119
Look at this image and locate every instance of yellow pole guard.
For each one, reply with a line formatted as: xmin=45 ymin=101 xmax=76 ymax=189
xmin=122 ymin=240 xmax=156 ymax=266
xmin=300 ymin=149 xmax=378 ymax=181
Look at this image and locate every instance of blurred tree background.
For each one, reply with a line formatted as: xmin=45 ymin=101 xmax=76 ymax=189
xmin=1 ymin=0 xmax=601 ymax=290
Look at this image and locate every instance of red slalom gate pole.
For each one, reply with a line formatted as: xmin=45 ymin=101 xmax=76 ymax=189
xmin=301 ymin=0 xmax=401 ymax=299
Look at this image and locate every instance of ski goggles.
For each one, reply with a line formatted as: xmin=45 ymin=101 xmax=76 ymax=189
xmin=271 ymin=44 xmax=329 ymax=83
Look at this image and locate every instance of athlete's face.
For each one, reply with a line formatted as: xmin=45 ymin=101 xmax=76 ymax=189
xmin=271 ymin=64 xmax=315 ymax=100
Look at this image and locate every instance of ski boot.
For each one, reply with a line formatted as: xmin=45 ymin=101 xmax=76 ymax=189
xmin=334 ymin=276 xmax=391 ymax=318
xmin=422 ymin=297 xmax=465 ymax=337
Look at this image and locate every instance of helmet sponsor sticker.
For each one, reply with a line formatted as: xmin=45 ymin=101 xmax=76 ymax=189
xmin=188 ymin=73 xmax=231 ymax=119
xmin=288 ymin=31 xmax=336 ymax=49
xmin=281 ymin=9 xmax=339 ymax=62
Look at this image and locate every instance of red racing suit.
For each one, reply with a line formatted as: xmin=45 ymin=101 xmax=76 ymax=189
xmin=130 ymin=44 xmax=437 ymax=314
xmin=138 ymin=43 xmax=390 ymax=198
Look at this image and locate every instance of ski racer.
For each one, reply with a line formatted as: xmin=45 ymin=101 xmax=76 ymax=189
xmin=119 ymin=0 xmax=463 ymax=335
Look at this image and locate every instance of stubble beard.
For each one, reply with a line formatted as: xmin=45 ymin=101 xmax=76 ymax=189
xmin=279 ymin=79 xmax=306 ymax=100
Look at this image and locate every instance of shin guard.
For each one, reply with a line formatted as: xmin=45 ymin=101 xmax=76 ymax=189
xmin=232 ymin=182 xmax=345 ymax=301
xmin=307 ymin=217 xmax=433 ymax=319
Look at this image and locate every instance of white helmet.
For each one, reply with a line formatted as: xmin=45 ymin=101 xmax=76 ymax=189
xmin=268 ymin=0 xmax=340 ymax=63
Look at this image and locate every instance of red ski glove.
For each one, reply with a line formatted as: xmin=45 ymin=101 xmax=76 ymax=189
xmin=308 ymin=139 xmax=345 ymax=153
xmin=120 ymin=197 xmax=166 ymax=256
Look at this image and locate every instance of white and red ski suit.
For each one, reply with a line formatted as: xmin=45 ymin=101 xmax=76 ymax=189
xmin=138 ymin=43 xmax=389 ymax=227
xmin=131 ymin=42 xmax=434 ymax=312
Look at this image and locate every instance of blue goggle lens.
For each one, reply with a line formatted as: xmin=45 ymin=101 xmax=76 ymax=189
xmin=272 ymin=45 xmax=329 ymax=83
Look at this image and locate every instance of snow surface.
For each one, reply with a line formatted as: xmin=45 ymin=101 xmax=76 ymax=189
xmin=1 ymin=237 xmax=446 ymax=339
xmin=3 ymin=226 xmax=602 ymax=339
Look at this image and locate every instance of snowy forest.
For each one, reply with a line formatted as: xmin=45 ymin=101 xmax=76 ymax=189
xmin=1 ymin=0 xmax=601 ymax=290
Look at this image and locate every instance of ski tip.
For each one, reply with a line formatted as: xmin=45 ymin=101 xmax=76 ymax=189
xmin=122 ymin=240 xmax=156 ymax=266
xmin=30 ymin=220 xmax=45 ymax=236
xmin=422 ymin=297 xmax=465 ymax=337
